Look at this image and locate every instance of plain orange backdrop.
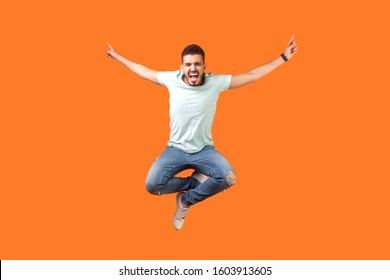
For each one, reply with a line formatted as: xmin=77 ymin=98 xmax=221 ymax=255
xmin=1 ymin=0 xmax=389 ymax=259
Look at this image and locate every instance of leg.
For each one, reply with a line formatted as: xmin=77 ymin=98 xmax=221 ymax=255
xmin=182 ymin=146 xmax=236 ymax=206
xmin=145 ymin=146 xmax=199 ymax=195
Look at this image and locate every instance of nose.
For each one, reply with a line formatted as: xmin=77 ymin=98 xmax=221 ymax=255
xmin=190 ymin=64 xmax=196 ymax=71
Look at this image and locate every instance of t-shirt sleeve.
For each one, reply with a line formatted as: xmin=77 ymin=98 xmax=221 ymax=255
xmin=215 ymin=74 xmax=232 ymax=92
xmin=157 ymin=71 xmax=173 ymax=86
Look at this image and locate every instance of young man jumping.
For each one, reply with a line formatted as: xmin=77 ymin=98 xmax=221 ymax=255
xmin=106 ymin=36 xmax=298 ymax=230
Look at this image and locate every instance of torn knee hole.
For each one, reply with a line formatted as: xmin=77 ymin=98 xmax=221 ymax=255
xmin=226 ymin=171 xmax=236 ymax=186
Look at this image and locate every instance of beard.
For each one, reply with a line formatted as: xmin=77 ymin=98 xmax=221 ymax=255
xmin=184 ymin=72 xmax=205 ymax=86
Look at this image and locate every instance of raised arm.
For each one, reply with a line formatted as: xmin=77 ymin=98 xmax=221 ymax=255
xmin=106 ymin=43 xmax=159 ymax=84
xmin=229 ymin=35 xmax=298 ymax=90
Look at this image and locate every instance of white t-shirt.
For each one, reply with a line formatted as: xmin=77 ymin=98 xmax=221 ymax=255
xmin=157 ymin=70 xmax=232 ymax=153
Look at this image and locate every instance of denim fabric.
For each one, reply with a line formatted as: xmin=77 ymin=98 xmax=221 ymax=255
xmin=145 ymin=145 xmax=235 ymax=206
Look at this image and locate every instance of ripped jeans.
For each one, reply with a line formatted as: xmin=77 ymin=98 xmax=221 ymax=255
xmin=145 ymin=145 xmax=236 ymax=206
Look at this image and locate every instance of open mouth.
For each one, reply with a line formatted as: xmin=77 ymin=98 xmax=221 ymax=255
xmin=188 ymin=72 xmax=199 ymax=83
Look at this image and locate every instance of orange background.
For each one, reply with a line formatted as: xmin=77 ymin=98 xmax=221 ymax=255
xmin=1 ymin=0 xmax=389 ymax=259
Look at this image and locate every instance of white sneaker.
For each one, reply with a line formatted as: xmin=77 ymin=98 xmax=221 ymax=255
xmin=191 ymin=171 xmax=209 ymax=184
xmin=173 ymin=192 xmax=190 ymax=231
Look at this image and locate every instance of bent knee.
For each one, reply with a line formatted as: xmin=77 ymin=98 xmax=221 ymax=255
xmin=216 ymin=171 xmax=236 ymax=188
xmin=145 ymin=181 xmax=161 ymax=196
xmin=226 ymin=171 xmax=236 ymax=186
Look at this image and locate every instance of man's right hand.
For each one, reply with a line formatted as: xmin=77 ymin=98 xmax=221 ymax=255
xmin=106 ymin=43 xmax=119 ymax=60
xmin=105 ymin=43 xmax=159 ymax=84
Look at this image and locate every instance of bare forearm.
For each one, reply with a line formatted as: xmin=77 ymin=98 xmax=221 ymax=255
xmin=115 ymin=55 xmax=156 ymax=80
xmin=229 ymin=56 xmax=285 ymax=89
xmin=229 ymin=35 xmax=298 ymax=90
xmin=106 ymin=44 xmax=158 ymax=84
xmin=246 ymin=56 xmax=285 ymax=82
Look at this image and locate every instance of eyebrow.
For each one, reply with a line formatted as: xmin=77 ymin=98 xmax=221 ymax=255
xmin=184 ymin=62 xmax=202 ymax=66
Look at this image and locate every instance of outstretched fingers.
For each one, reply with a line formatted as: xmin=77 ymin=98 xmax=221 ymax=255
xmin=107 ymin=42 xmax=114 ymax=50
xmin=288 ymin=34 xmax=295 ymax=46
xmin=106 ymin=42 xmax=116 ymax=59
xmin=285 ymin=34 xmax=298 ymax=58
xmin=289 ymin=41 xmax=298 ymax=53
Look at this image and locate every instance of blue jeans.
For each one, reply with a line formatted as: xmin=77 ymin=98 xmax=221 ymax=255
xmin=145 ymin=145 xmax=236 ymax=206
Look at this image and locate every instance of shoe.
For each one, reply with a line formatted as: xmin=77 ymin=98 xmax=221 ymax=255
xmin=173 ymin=192 xmax=190 ymax=230
xmin=191 ymin=171 xmax=209 ymax=184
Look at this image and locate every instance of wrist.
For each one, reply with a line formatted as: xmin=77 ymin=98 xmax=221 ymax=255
xmin=112 ymin=53 xmax=121 ymax=60
xmin=281 ymin=53 xmax=288 ymax=62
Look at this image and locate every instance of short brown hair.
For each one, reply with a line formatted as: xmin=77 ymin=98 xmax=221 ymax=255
xmin=181 ymin=44 xmax=205 ymax=62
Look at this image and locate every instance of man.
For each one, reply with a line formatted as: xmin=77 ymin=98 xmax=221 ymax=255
xmin=106 ymin=36 xmax=298 ymax=230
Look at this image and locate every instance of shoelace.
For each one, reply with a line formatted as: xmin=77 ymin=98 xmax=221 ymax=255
xmin=178 ymin=207 xmax=189 ymax=220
